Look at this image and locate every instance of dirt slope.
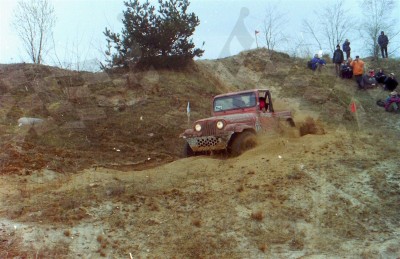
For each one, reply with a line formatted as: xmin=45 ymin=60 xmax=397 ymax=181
xmin=1 ymin=49 xmax=400 ymax=258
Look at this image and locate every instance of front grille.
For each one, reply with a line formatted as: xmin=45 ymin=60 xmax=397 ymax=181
xmin=203 ymin=121 xmax=216 ymax=136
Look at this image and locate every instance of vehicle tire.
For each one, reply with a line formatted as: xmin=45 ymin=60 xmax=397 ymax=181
xmin=229 ymin=131 xmax=257 ymax=157
xmin=183 ymin=142 xmax=195 ymax=157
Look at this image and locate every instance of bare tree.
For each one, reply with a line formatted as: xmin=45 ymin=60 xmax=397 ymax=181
xmin=287 ymin=33 xmax=312 ymax=58
xmin=302 ymin=20 xmax=323 ymax=51
xmin=13 ymin=0 xmax=56 ymax=64
xmin=262 ymin=5 xmax=288 ymax=52
xmin=358 ymin=0 xmax=399 ymax=59
xmin=303 ymin=0 xmax=353 ymax=54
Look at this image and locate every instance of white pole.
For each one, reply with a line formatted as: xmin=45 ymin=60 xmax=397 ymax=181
xmin=255 ymin=30 xmax=259 ymax=48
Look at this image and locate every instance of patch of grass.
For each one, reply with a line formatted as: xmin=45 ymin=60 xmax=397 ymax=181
xmin=251 ymin=210 xmax=264 ymax=221
xmin=191 ymin=218 xmax=202 ymax=227
xmin=236 ymin=185 xmax=244 ymax=192
xmin=97 ymin=234 xmax=104 ymax=243
xmin=259 ymin=243 xmax=268 ymax=253
xmin=105 ymin=184 xmax=125 ymax=197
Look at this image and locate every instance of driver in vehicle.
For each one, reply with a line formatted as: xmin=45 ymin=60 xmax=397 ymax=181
xmin=259 ymin=97 xmax=268 ymax=112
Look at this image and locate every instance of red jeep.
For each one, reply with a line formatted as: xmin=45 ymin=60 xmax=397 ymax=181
xmin=180 ymin=89 xmax=295 ymax=156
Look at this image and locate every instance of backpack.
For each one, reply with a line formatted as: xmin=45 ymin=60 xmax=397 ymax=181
xmin=376 ymin=100 xmax=385 ymax=107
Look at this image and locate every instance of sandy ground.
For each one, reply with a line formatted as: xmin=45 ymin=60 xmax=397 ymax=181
xmin=1 ymin=122 xmax=400 ymax=258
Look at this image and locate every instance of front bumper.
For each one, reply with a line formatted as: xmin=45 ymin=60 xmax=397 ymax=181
xmin=184 ymin=134 xmax=233 ymax=152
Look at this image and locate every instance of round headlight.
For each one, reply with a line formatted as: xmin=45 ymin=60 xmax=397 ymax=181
xmin=195 ymin=123 xmax=202 ymax=132
xmin=216 ymin=121 xmax=224 ymax=129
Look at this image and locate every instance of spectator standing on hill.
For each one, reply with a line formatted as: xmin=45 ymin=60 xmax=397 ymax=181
xmin=375 ymin=68 xmax=387 ymax=84
xmin=378 ymin=31 xmax=389 ymax=58
xmin=350 ymin=56 xmax=365 ymax=89
xmin=333 ymin=45 xmax=344 ymax=77
xmin=342 ymin=39 xmax=351 ymax=60
xmin=308 ymin=54 xmax=326 ymax=72
xmin=383 ymin=73 xmax=398 ymax=91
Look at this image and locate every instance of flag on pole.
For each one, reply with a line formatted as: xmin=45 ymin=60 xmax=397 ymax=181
xmin=186 ymin=101 xmax=191 ymax=126
xmin=255 ymin=30 xmax=260 ymax=48
xmin=186 ymin=101 xmax=190 ymax=115
xmin=350 ymin=101 xmax=357 ymax=113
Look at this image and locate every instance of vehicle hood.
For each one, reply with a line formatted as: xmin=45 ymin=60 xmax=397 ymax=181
xmin=195 ymin=113 xmax=257 ymax=124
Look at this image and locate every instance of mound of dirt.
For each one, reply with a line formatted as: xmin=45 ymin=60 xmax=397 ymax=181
xmin=1 ymin=48 xmax=400 ymax=257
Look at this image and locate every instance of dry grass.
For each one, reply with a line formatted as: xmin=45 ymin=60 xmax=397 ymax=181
xmin=259 ymin=243 xmax=268 ymax=253
xmin=191 ymin=218 xmax=202 ymax=227
xmin=0 ymin=237 xmax=70 ymax=259
xmin=97 ymin=235 xmax=104 ymax=243
xmin=251 ymin=211 xmax=264 ymax=221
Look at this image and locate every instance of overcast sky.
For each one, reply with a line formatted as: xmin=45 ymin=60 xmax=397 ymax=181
xmin=0 ymin=0 xmax=399 ymax=70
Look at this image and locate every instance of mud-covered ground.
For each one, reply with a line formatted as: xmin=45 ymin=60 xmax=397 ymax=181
xmin=1 ymin=50 xmax=400 ymax=258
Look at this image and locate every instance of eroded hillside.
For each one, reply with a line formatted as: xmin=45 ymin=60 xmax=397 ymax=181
xmin=1 ymin=49 xmax=400 ymax=258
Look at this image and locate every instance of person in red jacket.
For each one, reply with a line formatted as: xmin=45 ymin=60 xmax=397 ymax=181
xmin=350 ymin=55 xmax=365 ymax=89
xmin=259 ymin=97 xmax=268 ymax=112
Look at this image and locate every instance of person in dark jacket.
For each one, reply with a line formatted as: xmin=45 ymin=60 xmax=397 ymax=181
xmin=383 ymin=73 xmax=398 ymax=91
xmin=375 ymin=68 xmax=387 ymax=84
xmin=342 ymin=39 xmax=351 ymax=60
xmin=332 ymin=45 xmax=344 ymax=77
xmin=378 ymin=31 xmax=389 ymax=58
xmin=340 ymin=58 xmax=353 ymax=79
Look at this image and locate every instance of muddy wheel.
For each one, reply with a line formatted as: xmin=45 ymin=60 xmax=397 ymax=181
xmin=183 ymin=142 xmax=195 ymax=157
xmin=229 ymin=131 xmax=257 ymax=156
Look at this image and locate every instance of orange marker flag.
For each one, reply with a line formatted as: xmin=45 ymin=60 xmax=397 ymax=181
xmin=350 ymin=101 xmax=357 ymax=113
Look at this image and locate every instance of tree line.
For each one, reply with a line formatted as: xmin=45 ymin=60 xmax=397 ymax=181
xmin=11 ymin=0 xmax=399 ymax=70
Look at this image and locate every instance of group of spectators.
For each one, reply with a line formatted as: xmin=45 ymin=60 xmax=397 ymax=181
xmin=307 ymin=31 xmax=399 ymax=112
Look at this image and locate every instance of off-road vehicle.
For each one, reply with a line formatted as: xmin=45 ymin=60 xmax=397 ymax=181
xmin=180 ymin=89 xmax=295 ymax=156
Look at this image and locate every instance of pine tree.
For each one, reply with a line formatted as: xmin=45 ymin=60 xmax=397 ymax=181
xmin=103 ymin=0 xmax=204 ymax=69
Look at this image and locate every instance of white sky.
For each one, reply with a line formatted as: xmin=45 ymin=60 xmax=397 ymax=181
xmin=0 ymin=0 xmax=399 ymax=70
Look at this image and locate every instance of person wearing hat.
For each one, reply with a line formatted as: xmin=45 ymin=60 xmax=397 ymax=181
xmin=378 ymin=31 xmax=389 ymax=58
xmin=350 ymin=56 xmax=365 ymax=89
xmin=384 ymin=91 xmax=400 ymax=112
xmin=383 ymin=73 xmax=398 ymax=91
xmin=332 ymin=44 xmax=344 ymax=77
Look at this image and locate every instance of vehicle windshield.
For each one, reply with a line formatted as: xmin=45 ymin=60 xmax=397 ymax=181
xmin=213 ymin=92 xmax=256 ymax=112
